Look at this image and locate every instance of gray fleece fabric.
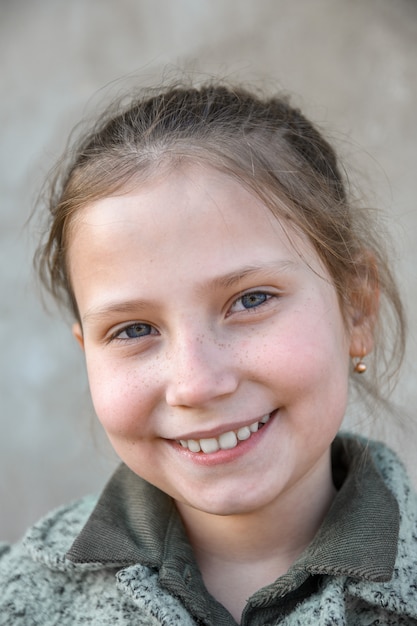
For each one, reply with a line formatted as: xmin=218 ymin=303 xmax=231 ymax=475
xmin=1 ymin=435 xmax=417 ymax=625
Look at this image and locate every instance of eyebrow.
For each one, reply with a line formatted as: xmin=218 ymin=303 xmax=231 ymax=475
xmin=82 ymin=299 xmax=154 ymax=325
xmin=82 ymin=260 xmax=299 ymax=325
xmin=201 ymin=260 xmax=299 ymax=291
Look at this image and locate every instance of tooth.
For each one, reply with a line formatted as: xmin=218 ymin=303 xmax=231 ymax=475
xmin=219 ymin=431 xmax=238 ymax=450
xmin=188 ymin=439 xmax=201 ymax=453
xmin=200 ymin=438 xmax=219 ymax=454
xmin=237 ymin=426 xmax=251 ymax=441
xmin=180 ymin=415 xmax=272 ymax=454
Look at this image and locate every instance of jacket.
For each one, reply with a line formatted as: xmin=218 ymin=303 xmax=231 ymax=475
xmin=1 ymin=434 xmax=417 ymax=625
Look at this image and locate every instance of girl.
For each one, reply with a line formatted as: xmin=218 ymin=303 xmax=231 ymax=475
xmin=1 ymin=81 xmax=416 ymax=625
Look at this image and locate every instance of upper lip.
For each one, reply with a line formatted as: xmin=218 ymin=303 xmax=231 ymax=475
xmin=171 ymin=412 xmax=273 ymax=441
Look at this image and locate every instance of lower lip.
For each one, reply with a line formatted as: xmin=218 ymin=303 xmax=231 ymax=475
xmin=169 ymin=410 xmax=277 ymax=467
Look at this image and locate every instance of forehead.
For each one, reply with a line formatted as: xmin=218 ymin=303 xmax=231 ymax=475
xmin=68 ymin=164 xmax=325 ymax=281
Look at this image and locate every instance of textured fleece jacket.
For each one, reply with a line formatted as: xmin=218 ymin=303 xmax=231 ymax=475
xmin=1 ymin=435 xmax=417 ymax=625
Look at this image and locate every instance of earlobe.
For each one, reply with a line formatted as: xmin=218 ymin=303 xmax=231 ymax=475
xmin=72 ymin=322 xmax=85 ymax=350
xmin=349 ymin=325 xmax=373 ymax=360
xmin=348 ymin=284 xmax=379 ymax=358
xmin=349 ymin=292 xmax=378 ymax=357
xmin=348 ymin=255 xmax=380 ymax=361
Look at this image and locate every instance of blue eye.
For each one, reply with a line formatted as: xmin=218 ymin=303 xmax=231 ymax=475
xmin=117 ymin=323 xmax=153 ymax=339
xmin=240 ymin=292 xmax=269 ymax=309
xmin=229 ymin=291 xmax=271 ymax=314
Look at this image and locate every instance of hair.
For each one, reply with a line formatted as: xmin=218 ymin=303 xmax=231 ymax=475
xmin=35 ymin=79 xmax=406 ymax=403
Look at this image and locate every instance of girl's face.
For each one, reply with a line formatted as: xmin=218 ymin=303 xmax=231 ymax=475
xmin=70 ymin=165 xmax=359 ymax=517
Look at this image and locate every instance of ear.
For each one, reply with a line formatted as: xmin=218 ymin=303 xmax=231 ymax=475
xmin=72 ymin=322 xmax=85 ymax=351
xmin=347 ymin=252 xmax=380 ymax=359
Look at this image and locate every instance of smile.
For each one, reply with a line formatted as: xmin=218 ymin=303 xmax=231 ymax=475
xmin=177 ymin=413 xmax=271 ymax=454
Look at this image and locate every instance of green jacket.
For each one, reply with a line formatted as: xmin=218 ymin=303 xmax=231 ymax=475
xmin=1 ymin=435 xmax=417 ymax=625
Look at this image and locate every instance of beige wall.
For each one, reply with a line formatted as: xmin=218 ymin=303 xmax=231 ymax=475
xmin=1 ymin=0 xmax=416 ymax=541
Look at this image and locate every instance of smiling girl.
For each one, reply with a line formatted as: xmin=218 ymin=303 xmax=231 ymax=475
xmin=1 ymin=82 xmax=416 ymax=625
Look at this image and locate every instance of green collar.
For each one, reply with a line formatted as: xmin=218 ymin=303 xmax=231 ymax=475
xmin=67 ymin=434 xmax=399 ymax=624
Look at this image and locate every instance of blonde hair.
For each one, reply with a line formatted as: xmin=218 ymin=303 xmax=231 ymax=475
xmin=35 ymin=81 xmax=406 ymax=401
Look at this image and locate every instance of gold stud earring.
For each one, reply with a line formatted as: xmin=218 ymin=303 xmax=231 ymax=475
xmin=354 ymin=350 xmax=367 ymax=374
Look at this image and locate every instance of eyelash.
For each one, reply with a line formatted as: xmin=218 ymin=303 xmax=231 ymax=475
xmin=109 ymin=290 xmax=275 ymax=343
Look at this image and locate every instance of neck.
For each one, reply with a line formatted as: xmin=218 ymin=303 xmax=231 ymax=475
xmin=178 ymin=475 xmax=336 ymax=566
xmin=175 ymin=453 xmax=336 ymax=621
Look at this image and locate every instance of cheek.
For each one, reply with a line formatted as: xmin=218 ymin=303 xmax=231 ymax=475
xmin=257 ymin=310 xmax=350 ymax=392
xmin=85 ymin=357 xmax=152 ymax=436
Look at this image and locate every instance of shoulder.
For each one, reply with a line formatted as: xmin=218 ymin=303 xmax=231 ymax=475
xmin=0 ymin=495 xmax=108 ymax=625
xmin=0 ymin=494 xmax=97 ymax=565
xmin=339 ymin=432 xmax=415 ymax=497
xmin=22 ymin=493 xmax=99 ymax=570
xmin=358 ymin=434 xmax=417 ymax=514
xmin=0 ymin=496 xmax=169 ymax=626
xmin=342 ymin=434 xmax=417 ymax=621
xmin=344 ymin=433 xmax=417 ymax=541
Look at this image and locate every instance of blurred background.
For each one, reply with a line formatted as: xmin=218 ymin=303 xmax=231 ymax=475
xmin=1 ymin=0 xmax=416 ymax=542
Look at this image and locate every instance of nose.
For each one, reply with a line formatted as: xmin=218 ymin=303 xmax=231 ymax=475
xmin=165 ymin=331 xmax=239 ymax=408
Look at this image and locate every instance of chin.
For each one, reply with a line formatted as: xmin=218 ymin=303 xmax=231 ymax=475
xmin=185 ymin=492 xmax=270 ymax=517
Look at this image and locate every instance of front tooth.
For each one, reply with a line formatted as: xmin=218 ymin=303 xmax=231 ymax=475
xmin=200 ymin=438 xmax=219 ymax=454
xmin=219 ymin=431 xmax=238 ymax=450
xmin=249 ymin=421 xmax=259 ymax=433
xmin=237 ymin=426 xmax=251 ymax=441
xmin=188 ymin=439 xmax=201 ymax=453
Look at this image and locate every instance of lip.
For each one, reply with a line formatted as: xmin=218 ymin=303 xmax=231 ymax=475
xmin=168 ymin=410 xmax=277 ymax=466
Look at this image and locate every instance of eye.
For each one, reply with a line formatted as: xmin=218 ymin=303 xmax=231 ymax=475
xmin=113 ymin=322 xmax=156 ymax=341
xmin=229 ymin=291 xmax=272 ymax=314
